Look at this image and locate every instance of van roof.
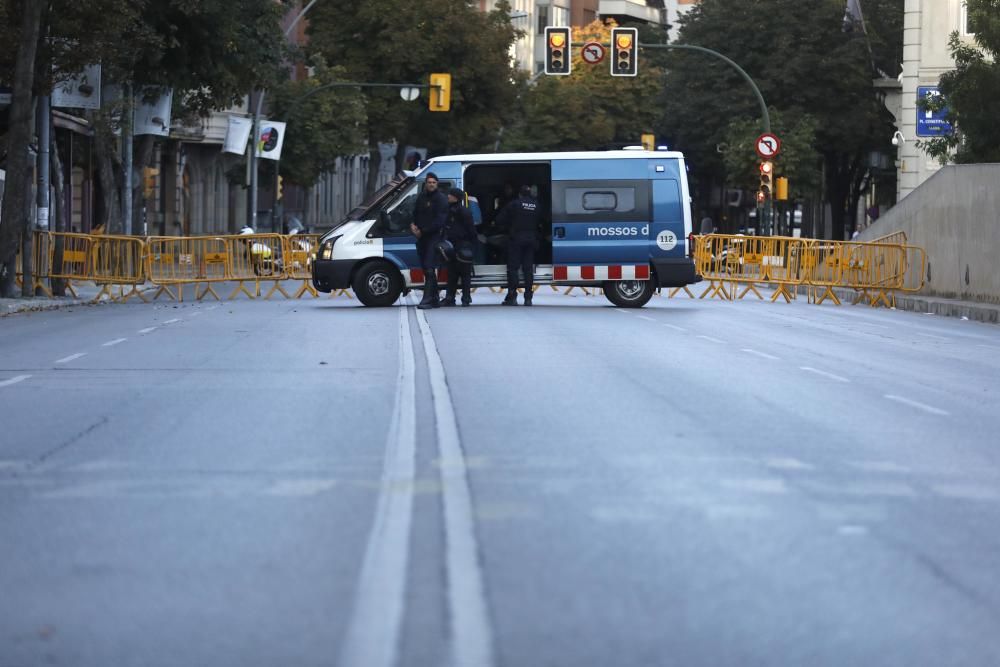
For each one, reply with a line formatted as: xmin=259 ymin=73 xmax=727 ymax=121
xmin=428 ymin=150 xmax=685 ymax=163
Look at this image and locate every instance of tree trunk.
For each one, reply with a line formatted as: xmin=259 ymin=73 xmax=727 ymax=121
xmin=0 ymin=0 xmax=44 ymax=297
xmin=394 ymin=141 xmax=408 ymax=174
xmin=364 ymin=134 xmax=382 ymax=199
xmin=824 ymin=152 xmax=860 ymax=242
xmin=91 ymin=109 xmax=123 ymax=233
xmin=51 ymin=127 xmax=67 ymax=296
xmin=20 ymin=168 xmax=34 ymax=297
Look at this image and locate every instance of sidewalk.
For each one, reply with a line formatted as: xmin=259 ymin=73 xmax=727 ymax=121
xmin=772 ymin=285 xmax=1000 ymax=324
xmin=1 ymin=282 xmax=154 ymax=317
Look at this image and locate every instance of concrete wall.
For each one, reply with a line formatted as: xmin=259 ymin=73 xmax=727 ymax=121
xmin=858 ymin=164 xmax=1000 ymax=303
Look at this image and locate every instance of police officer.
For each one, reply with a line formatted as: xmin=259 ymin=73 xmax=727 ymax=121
xmin=497 ymin=185 xmax=541 ymax=306
xmin=442 ymin=187 xmax=477 ymax=307
xmin=410 ymin=172 xmax=448 ymax=309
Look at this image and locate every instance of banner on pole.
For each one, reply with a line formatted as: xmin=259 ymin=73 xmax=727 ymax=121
xmin=134 ymin=87 xmax=173 ymax=136
xmin=255 ymin=120 xmax=287 ymax=161
xmin=52 ymin=64 xmax=102 ymax=109
xmin=223 ymin=116 xmax=253 ymax=155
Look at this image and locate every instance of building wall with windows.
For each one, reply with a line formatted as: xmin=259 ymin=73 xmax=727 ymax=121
xmin=895 ymin=0 xmax=973 ymax=202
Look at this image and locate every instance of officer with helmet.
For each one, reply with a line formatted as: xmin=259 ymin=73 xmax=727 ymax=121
xmin=441 ymin=187 xmax=477 ymax=307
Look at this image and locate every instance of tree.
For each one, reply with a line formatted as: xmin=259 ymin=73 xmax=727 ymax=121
xmin=721 ymin=109 xmax=821 ymax=197
xmin=308 ymin=0 xmax=520 ymax=196
xmin=502 ymin=19 xmax=665 ymax=152
xmin=920 ymin=0 xmax=1000 ymax=164
xmin=659 ymin=0 xmax=899 ymax=240
xmin=267 ymin=60 xmax=367 ymax=188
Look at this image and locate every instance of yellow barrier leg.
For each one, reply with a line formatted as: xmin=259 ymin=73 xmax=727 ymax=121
xmin=152 ymin=285 xmax=178 ymax=302
xmin=814 ymin=286 xmax=841 ymax=306
xmin=770 ymin=283 xmax=794 ymax=303
xmin=337 ymin=288 xmax=354 ymax=299
xmin=293 ymin=281 xmax=319 ymax=299
xmin=93 ymin=284 xmax=113 ymax=303
xmin=265 ymin=281 xmax=291 ymax=300
xmin=65 ymin=282 xmax=78 ymax=298
xmin=667 ymin=286 xmax=695 ymax=299
xmin=738 ymin=283 xmax=764 ymax=300
xmin=197 ymin=284 xmax=221 ymax=301
xmin=229 ymin=280 xmax=255 ymax=300
xmin=852 ymin=289 xmax=870 ymax=305
xmin=121 ymin=284 xmax=149 ymax=303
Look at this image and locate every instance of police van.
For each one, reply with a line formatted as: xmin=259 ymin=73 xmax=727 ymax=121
xmin=311 ymin=150 xmax=700 ymax=308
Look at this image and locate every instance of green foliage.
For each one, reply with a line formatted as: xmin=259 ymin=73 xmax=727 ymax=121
xmin=308 ymin=0 xmax=520 ymax=156
xmin=268 ymin=61 xmax=367 ymax=187
xmin=503 ymin=19 xmax=665 ymax=151
xmin=920 ymin=0 xmax=1000 ymax=164
xmin=721 ymin=110 xmax=821 ymax=197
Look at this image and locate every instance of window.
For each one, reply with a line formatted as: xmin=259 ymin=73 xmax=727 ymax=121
xmin=537 ymin=5 xmax=548 ymax=34
xmin=961 ymin=1 xmax=975 ymax=35
xmin=566 ymin=187 xmax=637 ymax=214
xmin=553 ymin=180 xmax=650 ymax=222
xmin=380 ymin=180 xmax=452 ymax=235
xmin=551 ymin=5 xmax=570 ymax=27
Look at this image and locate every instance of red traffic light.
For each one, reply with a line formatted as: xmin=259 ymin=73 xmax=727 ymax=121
xmin=759 ymin=161 xmax=773 ymax=175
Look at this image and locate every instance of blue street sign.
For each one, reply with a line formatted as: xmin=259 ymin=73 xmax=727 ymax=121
xmin=916 ymin=86 xmax=953 ymax=137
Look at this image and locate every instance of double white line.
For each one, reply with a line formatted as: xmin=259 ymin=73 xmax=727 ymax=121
xmin=339 ymin=304 xmax=494 ymax=667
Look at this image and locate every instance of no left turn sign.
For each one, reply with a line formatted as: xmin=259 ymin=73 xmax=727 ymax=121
xmin=581 ymin=42 xmax=605 ymax=65
xmin=756 ymin=133 xmax=781 ymax=158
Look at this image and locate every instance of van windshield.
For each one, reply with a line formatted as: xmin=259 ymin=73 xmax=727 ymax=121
xmin=321 ymin=173 xmax=414 ymax=242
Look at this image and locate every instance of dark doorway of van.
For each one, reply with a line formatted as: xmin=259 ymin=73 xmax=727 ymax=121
xmin=463 ymin=163 xmax=552 ymax=266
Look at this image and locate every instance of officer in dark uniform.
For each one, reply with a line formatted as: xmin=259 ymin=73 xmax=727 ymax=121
xmin=442 ymin=187 xmax=477 ymax=307
xmin=410 ymin=172 xmax=449 ymax=309
xmin=497 ymin=185 xmax=541 ymax=306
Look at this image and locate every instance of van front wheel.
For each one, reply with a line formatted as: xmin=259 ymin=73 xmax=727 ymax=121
xmin=603 ymin=280 xmax=654 ymax=308
xmin=353 ymin=261 xmax=403 ymax=307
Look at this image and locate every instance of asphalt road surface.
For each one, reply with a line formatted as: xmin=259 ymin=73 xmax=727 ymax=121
xmin=2 ymin=287 xmax=999 ymax=667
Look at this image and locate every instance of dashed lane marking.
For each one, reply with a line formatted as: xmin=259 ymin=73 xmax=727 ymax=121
xmin=54 ymin=353 xmax=86 ymax=364
xmin=0 ymin=375 xmax=31 ymax=388
xmin=916 ymin=332 xmax=948 ymax=340
xmin=102 ymin=338 xmax=127 ymax=347
xmin=637 ymin=315 xmax=657 ymax=322
xmin=163 ymin=318 xmax=181 ymax=325
xmin=742 ymin=348 xmax=780 ymax=360
xmin=799 ymin=366 xmax=850 ymax=383
xmin=884 ymin=394 xmax=950 ymax=416
xmin=697 ymin=335 xmax=726 ymax=344
xmin=663 ymin=323 xmax=687 ymax=332
xmin=138 ymin=327 xmax=157 ymax=334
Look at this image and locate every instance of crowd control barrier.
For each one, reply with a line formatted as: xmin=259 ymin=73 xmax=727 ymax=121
xmin=691 ymin=233 xmax=925 ymax=308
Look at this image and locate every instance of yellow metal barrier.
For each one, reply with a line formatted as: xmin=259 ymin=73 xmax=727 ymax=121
xmin=282 ymin=233 xmax=320 ymax=298
xmin=48 ymin=232 xmax=95 ymax=298
xmin=226 ymin=233 xmax=286 ymax=299
xmin=146 ymin=236 xmax=229 ymax=301
xmin=90 ymin=235 xmax=147 ymax=302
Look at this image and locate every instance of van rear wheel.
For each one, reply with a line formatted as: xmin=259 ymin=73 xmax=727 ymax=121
xmin=353 ymin=261 xmax=403 ymax=307
xmin=603 ymin=280 xmax=654 ymax=308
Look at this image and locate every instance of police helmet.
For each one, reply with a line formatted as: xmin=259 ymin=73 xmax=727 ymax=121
xmin=435 ymin=239 xmax=455 ymax=262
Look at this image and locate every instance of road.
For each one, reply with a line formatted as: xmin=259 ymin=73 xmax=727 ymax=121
xmin=2 ymin=287 xmax=999 ymax=667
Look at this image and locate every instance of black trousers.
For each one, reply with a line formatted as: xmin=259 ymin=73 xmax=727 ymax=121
xmin=417 ymin=237 xmax=440 ymax=303
xmin=506 ymin=238 xmax=536 ymax=296
xmin=445 ymin=260 xmax=472 ymax=303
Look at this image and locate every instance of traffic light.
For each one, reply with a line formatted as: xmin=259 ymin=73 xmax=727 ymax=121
xmin=641 ymin=133 xmax=655 ymax=151
xmin=428 ymin=73 xmax=451 ymax=112
xmin=544 ymin=27 xmax=571 ymax=75
xmin=277 ymin=175 xmax=284 ymax=201
xmin=758 ymin=160 xmax=773 ymax=201
xmin=142 ymin=167 xmax=158 ymax=199
xmin=775 ymin=176 xmax=788 ymax=201
xmin=611 ymin=27 xmax=638 ymax=77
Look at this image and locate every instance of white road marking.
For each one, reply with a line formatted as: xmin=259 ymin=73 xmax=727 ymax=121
xmin=916 ymin=332 xmax=948 ymax=340
xmin=884 ymin=394 xmax=949 ymax=416
xmin=742 ymin=348 xmax=780 ymax=360
xmin=799 ymin=366 xmax=850 ymax=383
xmin=415 ymin=304 xmax=495 ymax=667
xmin=189 ymin=311 xmax=202 ymax=317
xmin=847 ymin=460 xmax=911 ymax=474
xmin=54 ymin=353 xmax=86 ymax=364
xmin=102 ymin=338 xmax=127 ymax=347
xmin=931 ymin=484 xmax=1000 ymax=502
xmin=766 ymin=457 xmax=815 ymax=471
xmin=138 ymin=327 xmax=157 ymax=334
xmin=663 ymin=323 xmax=687 ymax=332
xmin=697 ymin=334 xmax=726 ymax=344
xmin=0 ymin=375 xmax=31 ymax=388
xmin=637 ymin=315 xmax=657 ymax=322
xmin=339 ymin=307 xmax=418 ymax=667
xmin=163 ymin=318 xmax=181 ymax=324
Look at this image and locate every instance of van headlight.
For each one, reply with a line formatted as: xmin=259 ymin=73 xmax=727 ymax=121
xmin=319 ymin=235 xmax=341 ymax=260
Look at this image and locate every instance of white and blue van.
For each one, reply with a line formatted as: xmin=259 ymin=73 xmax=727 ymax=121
xmin=311 ymin=150 xmax=701 ymax=308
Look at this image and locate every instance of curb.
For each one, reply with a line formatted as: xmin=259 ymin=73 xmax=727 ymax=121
xmin=1 ymin=283 xmax=158 ymax=317
xmin=779 ymin=285 xmax=1000 ymax=325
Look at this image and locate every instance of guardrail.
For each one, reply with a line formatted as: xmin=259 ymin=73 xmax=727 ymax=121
xmin=691 ymin=233 xmax=925 ymax=307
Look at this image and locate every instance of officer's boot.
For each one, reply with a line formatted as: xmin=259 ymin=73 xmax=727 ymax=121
xmin=501 ymin=290 xmax=517 ymax=306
